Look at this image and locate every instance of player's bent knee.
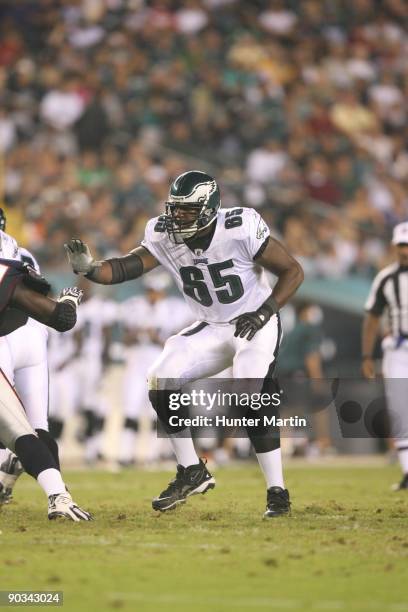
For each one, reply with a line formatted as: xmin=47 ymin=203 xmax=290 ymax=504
xmin=147 ymin=351 xmax=188 ymax=389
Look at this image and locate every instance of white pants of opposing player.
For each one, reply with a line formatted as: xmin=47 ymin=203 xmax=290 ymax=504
xmin=148 ymin=315 xmax=281 ymax=391
xmin=0 ymin=320 xmax=49 ymax=431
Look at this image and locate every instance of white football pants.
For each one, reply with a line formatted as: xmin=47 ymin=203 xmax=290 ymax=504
xmin=148 ymin=314 xmax=281 ymax=390
xmin=0 ymin=320 xmax=49 ymax=431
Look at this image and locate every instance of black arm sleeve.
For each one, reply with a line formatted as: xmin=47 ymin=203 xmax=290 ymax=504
xmin=86 ymin=253 xmax=144 ymax=284
xmin=48 ymin=301 xmax=77 ymax=331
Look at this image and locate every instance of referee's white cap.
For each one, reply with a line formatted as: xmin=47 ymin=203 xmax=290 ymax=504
xmin=392 ymin=222 xmax=408 ymax=245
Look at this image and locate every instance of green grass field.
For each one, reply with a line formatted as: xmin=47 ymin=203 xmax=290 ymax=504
xmin=0 ymin=464 xmax=407 ymax=612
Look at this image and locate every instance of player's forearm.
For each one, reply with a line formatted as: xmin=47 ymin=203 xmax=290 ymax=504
xmin=85 ymin=260 xmax=113 ymax=284
xmin=66 ymin=240 xmax=159 ymax=284
xmin=270 ymin=263 xmax=304 ymax=310
xmin=86 ymin=254 xmax=144 ymax=284
xmin=11 ymin=284 xmax=77 ymax=331
xmin=362 ymin=314 xmax=380 ymax=358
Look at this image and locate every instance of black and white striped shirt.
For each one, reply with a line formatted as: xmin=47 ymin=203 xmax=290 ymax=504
xmin=365 ymin=263 xmax=408 ymax=337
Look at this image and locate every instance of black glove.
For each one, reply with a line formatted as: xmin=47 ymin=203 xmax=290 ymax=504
xmin=234 ymin=306 xmax=272 ymax=341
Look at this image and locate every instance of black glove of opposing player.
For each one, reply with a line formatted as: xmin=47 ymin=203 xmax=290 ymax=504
xmin=234 ymin=306 xmax=272 ymax=341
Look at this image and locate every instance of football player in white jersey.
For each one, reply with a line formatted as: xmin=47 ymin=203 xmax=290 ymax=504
xmin=65 ymin=171 xmax=304 ymax=518
xmin=120 ymin=271 xmax=192 ymax=465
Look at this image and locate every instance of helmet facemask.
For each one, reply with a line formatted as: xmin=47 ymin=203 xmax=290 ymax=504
xmin=164 ymin=175 xmax=220 ymax=244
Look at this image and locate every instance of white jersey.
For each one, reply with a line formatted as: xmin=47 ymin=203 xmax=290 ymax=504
xmin=0 ymin=233 xmax=41 ymax=275
xmin=141 ymin=207 xmax=272 ymax=324
xmin=121 ymin=295 xmax=193 ymax=343
xmin=0 ymin=230 xmax=19 ymax=260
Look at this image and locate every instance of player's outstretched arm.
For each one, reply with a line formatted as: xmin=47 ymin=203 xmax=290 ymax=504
xmin=64 ymin=239 xmax=159 ymax=284
xmin=10 ymin=283 xmax=83 ymax=332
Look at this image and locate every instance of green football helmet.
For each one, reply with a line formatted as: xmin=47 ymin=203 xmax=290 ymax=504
xmin=164 ymin=171 xmax=221 ymax=244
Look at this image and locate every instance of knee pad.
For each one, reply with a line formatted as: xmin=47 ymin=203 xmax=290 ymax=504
xmin=148 ymin=390 xmax=190 ymax=435
xmin=15 ymin=434 xmax=57 ymax=479
xmin=36 ymin=428 xmax=60 ymax=470
xmin=245 ymin=405 xmax=281 ymax=454
xmin=124 ymin=418 xmax=139 ymax=432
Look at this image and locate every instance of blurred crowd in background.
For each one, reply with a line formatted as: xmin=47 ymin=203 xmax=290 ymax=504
xmin=0 ymin=0 xmax=407 ymax=279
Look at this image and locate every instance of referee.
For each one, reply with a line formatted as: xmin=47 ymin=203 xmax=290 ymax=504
xmin=362 ymin=222 xmax=408 ymax=490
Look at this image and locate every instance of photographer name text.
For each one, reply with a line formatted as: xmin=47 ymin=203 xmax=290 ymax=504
xmin=168 ymin=415 xmax=307 ymax=428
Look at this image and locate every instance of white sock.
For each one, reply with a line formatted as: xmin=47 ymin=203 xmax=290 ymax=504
xmin=169 ymin=434 xmax=199 ymax=467
xmin=0 ymin=448 xmax=10 ymax=467
xmin=396 ymin=441 xmax=408 ymax=474
xmin=256 ymin=448 xmax=285 ymax=489
xmin=37 ymin=468 xmax=66 ymax=497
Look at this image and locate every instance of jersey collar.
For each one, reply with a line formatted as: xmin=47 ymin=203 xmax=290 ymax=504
xmin=184 ymin=216 xmax=218 ymax=254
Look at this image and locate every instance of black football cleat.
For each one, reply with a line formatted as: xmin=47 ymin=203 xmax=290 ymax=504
xmin=263 ymin=486 xmax=291 ymax=518
xmin=152 ymin=458 xmax=215 ymax=512
xmin=392 ymin=473 xmax=408 ymax=491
